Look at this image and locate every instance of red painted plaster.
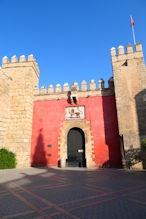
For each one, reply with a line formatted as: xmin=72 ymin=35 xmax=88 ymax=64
xmin=31 ymin=96 xmax=121 ymax=168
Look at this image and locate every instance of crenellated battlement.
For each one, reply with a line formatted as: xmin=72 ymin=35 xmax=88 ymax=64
xmin=34 ymin=78 xmax=115 ymax=101
xmin=2 ymin=54 xmax=37 ymax=64
xmin=111 ymin=43 xmax=144 ymax=63
xmin=1 ymin=54 xmax=39 ymax=78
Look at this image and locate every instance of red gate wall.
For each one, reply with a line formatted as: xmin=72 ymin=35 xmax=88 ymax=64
xmin=31 ymin=95 xmax=121 ymax=168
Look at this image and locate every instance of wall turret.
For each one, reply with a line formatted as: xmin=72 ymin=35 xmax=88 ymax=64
xmin=1 ymin=54 xmax=40 ymax=167
xmin=111 ymin=43 xmax=146 ymax=168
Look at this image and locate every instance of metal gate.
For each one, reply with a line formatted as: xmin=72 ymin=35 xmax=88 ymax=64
xmin=66 ymin=127 xmax=86 ymax=167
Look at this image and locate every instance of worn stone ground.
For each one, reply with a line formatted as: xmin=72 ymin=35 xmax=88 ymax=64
xmin=0 ymin=167 xmax=146 ymax=219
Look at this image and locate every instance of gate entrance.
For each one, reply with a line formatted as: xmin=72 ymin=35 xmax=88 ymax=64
xmin=66 ymin=127 xmax=86 ymax=167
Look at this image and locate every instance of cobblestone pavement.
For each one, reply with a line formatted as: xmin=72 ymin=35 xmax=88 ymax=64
xmin=0 ymin=167 xmax=146 ymax=219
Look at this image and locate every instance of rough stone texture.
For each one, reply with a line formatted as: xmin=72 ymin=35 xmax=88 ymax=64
xmin=0 ymin=69 xmax=10 ymax=148
xmin=130 ymin=161 xmax=143 ymax=170
xmin=0 ymin=56 xmax=39 ymax=168
xmin=111 ymin=43 xmax=146 ymax=169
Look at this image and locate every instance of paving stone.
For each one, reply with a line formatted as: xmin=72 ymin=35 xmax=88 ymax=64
xmin=11 ymin=211 xmax=39 ymax=219
xmin=71 ymin=198 xmax=146 ymax=219
xmin=18 ymin=192 xmax=48 ymax=208
xmin=52 ymin=213 xmax=73 ymax=219
xmin=35 ymin=185 xmax=102 ymax=204
xmin=0 ymin=168 xmax=146 ymax=218
xmin=0 ymin=194 xmax=31 ymax=217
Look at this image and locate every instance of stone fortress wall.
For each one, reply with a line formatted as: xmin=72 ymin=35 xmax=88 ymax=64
xmin=0 ymin=55 xmax=39 ymax=167
xmin=111 ymin=44 xmax=146 ymax=146
xmin=34 ymin=77 xmax=114 ymax=101
xmin=111 ymin=43 xmax=146 ymax=168
xmin=0 ymin=42 xmax=145 ymax=168
xmin=0 ymin=68 xmax=10 ymax=149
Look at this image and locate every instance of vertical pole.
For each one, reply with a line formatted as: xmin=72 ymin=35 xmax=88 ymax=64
xmin=130 ymin=15 xmax=136 ymax=45
xmin=132 ymin=24 xmax=136 ymax=45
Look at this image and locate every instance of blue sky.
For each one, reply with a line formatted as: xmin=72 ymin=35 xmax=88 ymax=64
xmin=0 ymin=0 xmax=146 ymax=89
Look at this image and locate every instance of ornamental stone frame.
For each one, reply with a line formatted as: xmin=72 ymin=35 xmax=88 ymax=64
xmin=58 ymin=120 xmax=95 ymax=168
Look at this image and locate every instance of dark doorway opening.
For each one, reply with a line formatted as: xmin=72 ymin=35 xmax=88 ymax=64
xmin=66 ymin=127 xmax=86 ymax=167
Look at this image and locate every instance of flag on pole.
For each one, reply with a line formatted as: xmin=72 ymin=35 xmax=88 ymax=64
xmin=131 ymin=16 xmax=135 ymax=27
xmin=130 ymin=15 xmax=136 ymax=45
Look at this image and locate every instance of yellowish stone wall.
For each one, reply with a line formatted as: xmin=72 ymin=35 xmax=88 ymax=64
xmin=111 ymin=43 xmax=146 ymax=169
xmin=0 ymin=69 xmax=10 ymax=148
xmin=0 ymin=55 xmax=39 ymax=167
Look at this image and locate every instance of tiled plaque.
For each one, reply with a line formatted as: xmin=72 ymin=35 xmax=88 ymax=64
xmin=65 ymin=106 xmax=85 ymax=120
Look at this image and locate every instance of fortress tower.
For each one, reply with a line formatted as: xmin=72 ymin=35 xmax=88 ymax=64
xmin=0 ymin=55 xmax=39 ymax=167
xmin=111 ymin=43 xmax=146 ymax=167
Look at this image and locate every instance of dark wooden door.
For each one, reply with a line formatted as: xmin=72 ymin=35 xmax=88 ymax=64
xmin=67 ymin=128 xmax=86 ymax=167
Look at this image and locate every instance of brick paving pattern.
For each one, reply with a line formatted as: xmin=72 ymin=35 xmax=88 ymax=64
xmin=0 ymin=168 xmax=146 ymax=218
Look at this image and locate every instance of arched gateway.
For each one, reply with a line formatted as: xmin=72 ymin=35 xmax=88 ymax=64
xmin=58 ymin=120 xmax=95 ymax=168
xmin=66 ymin=128 xmax=86 ymax=167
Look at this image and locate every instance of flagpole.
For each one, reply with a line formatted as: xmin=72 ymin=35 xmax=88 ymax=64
xmin=130 ymin=15 xmax=136 ymax=45
xmin=132 ymin=23 xmax=136 ymax=45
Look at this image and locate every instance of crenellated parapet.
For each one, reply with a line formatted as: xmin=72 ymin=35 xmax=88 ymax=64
xmin=34 ymin=78 xmax=115 ymax=101
xmin=2 ymin=54 xmax=39 ymax=78
xmin=111 ymin=43 xmax=144 ymax=64
xmin=2 ymin=54 xmax=37 ymax=64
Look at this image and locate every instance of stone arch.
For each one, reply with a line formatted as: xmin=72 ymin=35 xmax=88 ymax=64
xmin=58 ymin=120 xmax=95 ymax=168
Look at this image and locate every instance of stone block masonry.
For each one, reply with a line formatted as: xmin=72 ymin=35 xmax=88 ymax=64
xmin=0 ymin=55 xmax=39 ymax=168
xmin=111 ymin=43 xmax=146 ymax=168
xmin=0 ymin=68 xmax=10 ymax=149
